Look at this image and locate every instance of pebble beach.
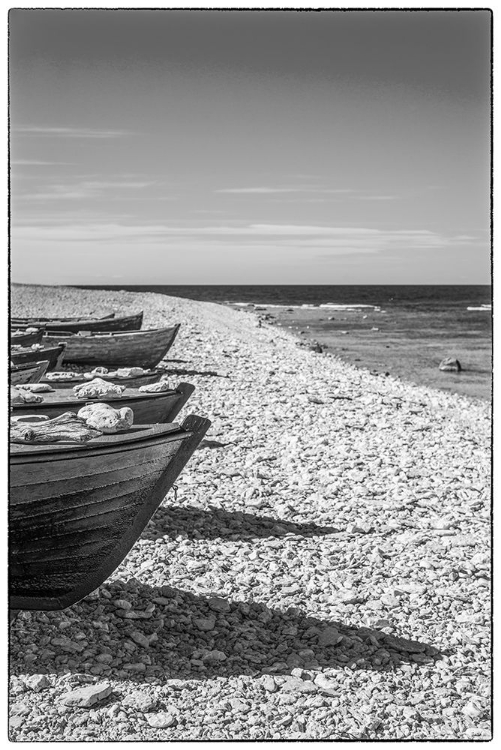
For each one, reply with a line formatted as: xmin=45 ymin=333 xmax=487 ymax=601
xmin=9 ymin=284 xmax=492 ymax=741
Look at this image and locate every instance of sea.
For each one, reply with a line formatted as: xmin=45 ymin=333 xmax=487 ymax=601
xmin=79 ymin=285 xmax=492 ymax=401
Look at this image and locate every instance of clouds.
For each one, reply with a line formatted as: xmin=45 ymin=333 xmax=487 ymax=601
xmin=15 ymin=126 xmax=133 ymax=139
xmin=214 ymin=186 xmax=399 ymax=201
xmin=10 ymin=159 xmax=76 ymax=166
xmin=215 ymin=186 xmax=356 ymax=195
xmin=11 ymin=219 xmax=487 ymax=285
xmin=357 ymin=195 xmax=398 ymax=201
xmin=12 ymin=174 xmax=402 ymax=207
xmin=8 ymin=10 xmax=490 ymax=285
xmin=12 ymin=219 xmax=474 ymax=252
xmin=14 ymin=178 xmax=156 ymax=202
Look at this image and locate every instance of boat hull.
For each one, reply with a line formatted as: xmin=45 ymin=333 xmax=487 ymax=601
xmin=14 ymin=311 xmax=143 ymax=333
xmin=10 ymin=361 xmax=50 ymax=386
xmin=44 ymin=311 xmax=144 ymax=333
xmin=11 ymin=311 xmax=115 ymax=326
xmin=10 ymin=329 xmax=44 ymax=347
xmin=43 ymin=325 xmax=180 ymax=368
xmin=10 ymin=344 xmax=66 ymax=371
xmin=12 ymin=382 xmax=195 ymax=424
xmin=9 ymin=415 xmax=210 ymax=611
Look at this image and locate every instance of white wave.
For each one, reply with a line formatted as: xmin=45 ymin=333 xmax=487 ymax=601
xmin=229 ymin=301 xmax=378 ymax=310
xmin=229 ymin=302 xmax=319 ymax=309
xmin=319 ymin=303 xmax=376 ymax=310
xmin=467 ymin=305 xmax=492 ymax=311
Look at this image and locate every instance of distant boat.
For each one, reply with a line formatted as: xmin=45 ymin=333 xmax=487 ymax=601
xmin=467 ymin=305 xmax=492 ymax=311
xmin=10 ymin=328 xmax=44 ymax=347
xmin=11 ymin=343 xmax=66 ymax=371
xmin=10 ymin=360 xmax=50 ymax=386
xmin=12 ymin=311 xmax=144 ymax=333
xmin=9 ymin=415 xmax=211 ymax=611
xmin=43 ymin=325 xmax=180 ymax=369
xmin=11 ymin=311 xmax=115 ymax=324
xmin=12 ymin=382 xmax=195 ymax=425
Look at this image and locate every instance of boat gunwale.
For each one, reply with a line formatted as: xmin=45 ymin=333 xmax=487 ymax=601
xmin=11 ymin=343 xmax=66 ymax=357
xmin=9 ymin=421 xmax=188 ymax=460
xmin=43 ymin=323 xmax=180 ymax=341
xmin=11 ymin=386 xmax=179 ymax=409
xmin=41 ymin=367 xmax=164 ymax=388
xmin=10 ymin=360 xmax=50 ymax=374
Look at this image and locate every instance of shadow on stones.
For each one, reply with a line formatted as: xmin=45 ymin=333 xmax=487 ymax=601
xmin=198 ymin=439 xmax=231 ymax=449
xmin=10 ymin=580 xmax=443 ymax=682
xmin=161 ymin=366 xmax=226 ymax=378
xmin=142 ymin=505 xmax=340 ymax=541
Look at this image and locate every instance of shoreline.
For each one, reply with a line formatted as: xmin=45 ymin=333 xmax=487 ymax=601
xmin=9 ymin=284 xmax=491 ymax=742
xmin=12 ymin=283 xmax=491 ymax=404
xmin=34 ymin=282 xmax=491 ymax=403
xmin=230 ymin=302 xmax=491 ymax=404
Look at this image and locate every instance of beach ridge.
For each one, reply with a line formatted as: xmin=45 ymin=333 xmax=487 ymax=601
xmin=9 ymin=284 xmax=491 ymax=742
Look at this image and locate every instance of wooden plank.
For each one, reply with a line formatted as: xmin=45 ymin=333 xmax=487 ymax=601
xmin=11 ymin=455 xmax=173 ymax=504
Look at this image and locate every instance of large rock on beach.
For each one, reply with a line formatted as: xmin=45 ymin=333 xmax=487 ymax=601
xmin=60 ymin=682 xmax=112 ymax=708
xmin=438 ymin=357 xmax=462 ymax=372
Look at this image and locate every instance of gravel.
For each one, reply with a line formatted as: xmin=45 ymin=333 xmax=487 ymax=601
xmin=9 ymin=284 xmax=492 ymax=741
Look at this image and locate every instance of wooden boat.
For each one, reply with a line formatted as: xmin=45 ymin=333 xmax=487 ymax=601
xmin=11 ymin=311 xmax=114 ymax=325
xmin=9 ymin=414 xmax=210 ymax=611
xmin=12 ymin=382 xmax=195 ymax=425
xmin=12 ymin=311 xmax=143 ymax=333
xmin=42 ymin=368 xmax=164 ymax=390
xmin=10 ymin=343 xmax=66 ymax=371
xmin=10 ymin=329 xmax=44 ymax=347
xmin=43 ymin=325 xmax=180 ymax=369
xmin=10 ymin=361 xmax=50 ymax=386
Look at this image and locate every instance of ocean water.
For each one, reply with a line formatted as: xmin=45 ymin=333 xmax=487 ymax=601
xmin=79 ymin=285 xmax=492 ymax=400
xmin=79 ymin=284 xmax=491 ymax=310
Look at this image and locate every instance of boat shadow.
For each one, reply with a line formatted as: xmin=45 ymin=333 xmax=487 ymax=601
xmin=10 ymin=581 xmax=443 ymax=683
xmin=161 ymin=366 xmax=227 ymax=378
xmin=142 ymin=504 xmax=341 ymax=541
xmin=159 ymin=358 xmax=227 ymax=378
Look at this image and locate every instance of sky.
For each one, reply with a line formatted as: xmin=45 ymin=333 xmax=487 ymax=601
xmin=9 ymin=8 xmax=492 ymax=285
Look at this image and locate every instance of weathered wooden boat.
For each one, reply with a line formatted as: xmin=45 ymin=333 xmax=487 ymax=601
xmin=13 ymin=311 xmax=143 ymax=334
xmin=42 ymin=368 xmax=164 ymax=390
xmin=9 ymin=414 xmax=210 ymax=611
xmin=11 ymin=311 xmax=115 ymax=325
xmin=43 ymin=325 xmax=180 ymax=368
xmin=10 ymin=343 xmax=66 ymax=371
xmin=10 ymin=361 xmax=50 ymax=386
xmin=10 ymin=329 xmax=44 ymax=347
xmin=12 ymin=382 xmax=195 ymax=424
